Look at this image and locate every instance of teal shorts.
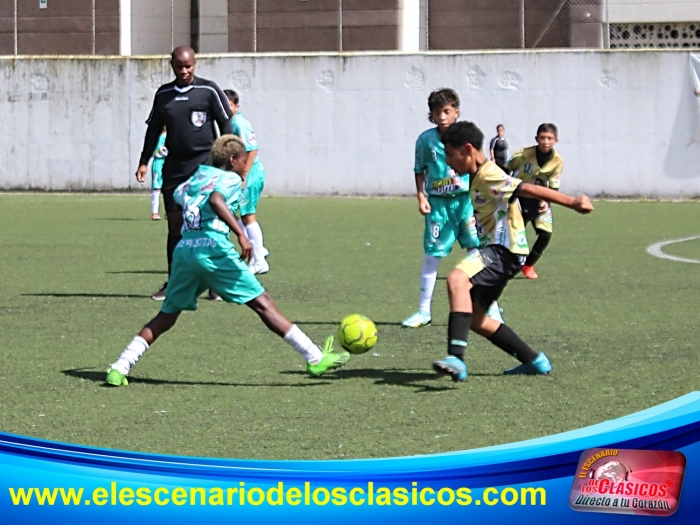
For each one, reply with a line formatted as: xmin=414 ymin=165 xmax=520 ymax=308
xmin=161 ymin=237 xmax=265 ymax=314
xmin=151 ymin=158 xmax=164 ymax=190
xmin=240 ymin=164 xmax=265 ymax=216
xmin=423 ymin=194 xmax=479 ymax=258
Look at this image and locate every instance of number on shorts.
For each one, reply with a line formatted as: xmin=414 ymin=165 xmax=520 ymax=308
xmin=431 ymin=223 xmax=441 ymax=239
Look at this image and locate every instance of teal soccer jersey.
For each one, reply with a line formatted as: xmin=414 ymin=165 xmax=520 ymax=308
xmin=173 ymin=165 xmax=243 ymax=242
xmin=414 ymin=128 xmax=469 ymax=197
xmin=232 ymin=112 xmax=265 ymax=215
xmin=231 ymin=113 xmax=263 ymax=170
xmin=162 ymin=165 xmax=265 ymax=313
xmin=150 ymin=133 xmax=167 ymax=190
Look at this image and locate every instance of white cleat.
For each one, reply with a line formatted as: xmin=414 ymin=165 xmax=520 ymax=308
xmin=249 ymin=260 xmax=270 ymax=275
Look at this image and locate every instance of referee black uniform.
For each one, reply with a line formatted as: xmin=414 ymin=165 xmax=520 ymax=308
xmin=139 ymin=76 xmax=233 ymax=210
xmin=138 ymin=75 xmax=233 ymax=298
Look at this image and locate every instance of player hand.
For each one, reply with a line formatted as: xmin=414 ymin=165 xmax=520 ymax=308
xmin=135 ymin=165 xmax=148 ymax=183
xmin=238 ymin=235 xmax=253 ymax=262
xmin=418 ymin=196 xmax=431 ymax=215
xmin=538 ymin=200 xmax=549 ymax=213
xmin=572 ymin=195 xmax=594 ymax=214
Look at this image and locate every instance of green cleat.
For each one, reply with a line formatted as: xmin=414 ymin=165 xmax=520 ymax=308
xmin=306 ymin=336 xmax=350 ymax=377
xmin=105 ymin=368 xmax=129 ymax=386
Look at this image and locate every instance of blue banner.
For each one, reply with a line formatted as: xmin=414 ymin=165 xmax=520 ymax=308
xmin=2 ymin=392 xmax=699 ymax=523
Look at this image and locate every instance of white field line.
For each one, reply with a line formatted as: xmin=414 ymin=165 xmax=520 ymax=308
xmin=646 ymin=235 xmax=700 ymax=264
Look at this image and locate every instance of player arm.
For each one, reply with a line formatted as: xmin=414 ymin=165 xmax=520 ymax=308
xmin=516 ymin=183 xmax=593 ymax=214
xmin=241 ymin=150 xmax=258 ymax=179
xmin=489 ymin=138 xmax=496 ymax=161
xmin=211 ymin=84 xmax=233 ymax=135
xmin=209 ymin=191 xmax=253 ymax=260
xmin=414 ymin=172 xmax=430 ymax=215
xmin=139 ymin=101 xmax=164 ymax=168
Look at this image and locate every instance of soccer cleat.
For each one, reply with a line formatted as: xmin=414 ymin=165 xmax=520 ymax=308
xmin=151 ymin=282 xmax=167 ymax=301
xmin=105 ymin=368 xmax=128 ymax=386
xmin=504 ymin=352 xmax=552 ymax=376
xmin=401 ymin=310 xmax=432 ymax=328
xmin=262 ymin=247 xmax=270 ymax=259
xmin=486 ymin=302 xmax=505 ymax=324
xmin=307 ymin=336 xmax=351 ymax=377
xmin=249 ymin=260 xmax=270 ymax=275
xmin=522 ymin=265 xmax=539 ymax=279
xmin=208 ymin=290 xmax=223 ymax=301
xmin=151 ymin=214 xmax=161 ymax=221
xmin=433 ymin=356 xmax=468 ymax=382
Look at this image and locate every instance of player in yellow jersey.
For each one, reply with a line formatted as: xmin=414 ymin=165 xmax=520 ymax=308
xmin=506 ymin=123 xmax=563 ymax=279
xmin=431 ymin=122 xmax=593 ymax=381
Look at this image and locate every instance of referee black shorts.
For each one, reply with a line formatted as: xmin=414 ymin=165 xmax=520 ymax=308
xmin=455 ymin=245 xmax=526 ymax=310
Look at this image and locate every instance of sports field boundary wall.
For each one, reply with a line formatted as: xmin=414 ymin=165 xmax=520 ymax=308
xmin=1 ymin=50 xmax=699 ymax=197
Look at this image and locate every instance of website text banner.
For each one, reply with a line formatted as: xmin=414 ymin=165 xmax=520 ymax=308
xmin=1 ymin=392 xmax=699 ymax=523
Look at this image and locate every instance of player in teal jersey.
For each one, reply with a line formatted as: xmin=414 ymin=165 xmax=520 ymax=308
xmin=225 ymin=89 xmax=269 ymax=275
xmin=402 ymin=89 xmax=503 ymax=328
xmin=106 ymin=135 xmax=350 ymax=386
xmin=150 ymin=127 xmax=167 ymax=220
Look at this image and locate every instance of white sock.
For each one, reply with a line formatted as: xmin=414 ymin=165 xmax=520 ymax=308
xmin=111 ymin=336 xmax=149 ymax=375
xmin=283 ymin=325 xmax=323 ymax=365
xmin=151 ymin=190 xmax=160 ymax=215
xmin=245 ymin=221 xmax=266 ymax=265
xmin=418 ymin=254 xmax=441 ymax=313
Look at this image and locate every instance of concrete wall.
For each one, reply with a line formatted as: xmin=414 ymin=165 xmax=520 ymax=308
xmin=0 ymin=51 xmax=699 ymax=197
xmin=608 ymin=0 xmax=700 ymax=23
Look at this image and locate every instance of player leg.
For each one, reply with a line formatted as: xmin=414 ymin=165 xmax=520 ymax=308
xmin=431 ymin=256 xmax=474 ymax=381
xmin=467 ymin=248 xmax=551 ymax=375
xmin=205 ymin=247 xmax=350 ymax=377
xmin=151 ymin=159 xmax=163 ymax=220
xmin=241 ymin=166 xmax=269 ymax=274
xmin=455 ymin=194 xmax=505 ymax=323
xmin=106 ymin=248 xmax=204 ymax=385
xmin=150 ymin=186 xmax=184 ymax=300
xmin=523 ymin=208 xmax=554 ymax=276
xmin=402 ymin=200 xmax=448 ymax=328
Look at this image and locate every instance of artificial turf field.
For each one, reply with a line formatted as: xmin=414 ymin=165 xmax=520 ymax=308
xmin=0 ymin=195 xmax=699 ymax=460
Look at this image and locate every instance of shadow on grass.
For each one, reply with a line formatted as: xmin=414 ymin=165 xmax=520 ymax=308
xmin=281 ymin=368 xmax=455 ymax=393
xmin=106 ymin=270 xmax=167 ymax=275
xmin=62 ymin=368 xmax=332 ymax=388
xmin=24 ymin=293 xmax=150 ymax=299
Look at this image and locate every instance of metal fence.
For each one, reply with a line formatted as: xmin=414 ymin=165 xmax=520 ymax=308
xmin=1 ymin=0 xmax=698 ymax=56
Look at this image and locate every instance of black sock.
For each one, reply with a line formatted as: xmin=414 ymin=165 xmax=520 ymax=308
xmin=525 ymin=229 xmax=552 ymax=266
xmin=488 ymin=324 xmax=538 ymax=364
xmin=448 ymin=312 xmax=472 ymax=361
xmin=166 ymin=233 xmax=181 ymax=277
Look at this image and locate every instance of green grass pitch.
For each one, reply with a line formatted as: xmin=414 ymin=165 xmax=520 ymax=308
xmin=0 ymin=195 xmax=699 ymax=460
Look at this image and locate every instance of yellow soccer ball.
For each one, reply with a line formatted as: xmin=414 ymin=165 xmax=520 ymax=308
xmin=337 ymin=314 xmax=378 ymax=355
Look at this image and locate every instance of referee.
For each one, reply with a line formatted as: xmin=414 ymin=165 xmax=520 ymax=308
xmin=135 ymin=46 xmax=233 ymax=300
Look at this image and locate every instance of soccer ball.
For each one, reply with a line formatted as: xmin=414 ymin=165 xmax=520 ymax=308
xmin=337 ymin=314 xmax=378 ymax=355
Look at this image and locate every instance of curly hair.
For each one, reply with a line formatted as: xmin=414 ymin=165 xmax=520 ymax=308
xmin=210 ymin=135 xmax=246 ymax=168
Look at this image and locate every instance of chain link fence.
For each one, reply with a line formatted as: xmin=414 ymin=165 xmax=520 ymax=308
xmin=0 ymin=0 xmax=698 ymax=55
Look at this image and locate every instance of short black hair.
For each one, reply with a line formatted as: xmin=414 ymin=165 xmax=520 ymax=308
xmin=440 ymin=121 xmax=484 ymax=150
xmin=224 ymin=89 xmax=239 ymax=104
xmin=427 ymin=88 xmax=460 ymax=123
xmin=496 ymin=124 xmax=505 ymax=131
xmin=537 ymin=123 xmax=558 ymax=138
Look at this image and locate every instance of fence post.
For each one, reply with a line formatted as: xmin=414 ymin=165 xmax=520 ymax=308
xmin=13 ymin=0 xmax=17 ymax=55
xmin=339 ymin=0 xmax=343 ymax=51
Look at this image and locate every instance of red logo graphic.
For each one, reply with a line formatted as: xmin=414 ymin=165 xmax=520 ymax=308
xmin=569 ymin=448 xmax=686 ymax=516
